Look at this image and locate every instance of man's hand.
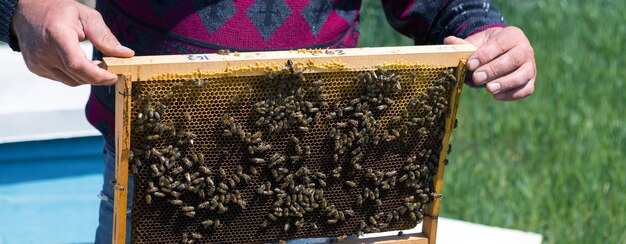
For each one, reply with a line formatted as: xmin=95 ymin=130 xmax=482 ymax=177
xmin=445 ymin=27 xmax=536 ymax=101
xmin=11 ymin=0 xmax=134 ymax=87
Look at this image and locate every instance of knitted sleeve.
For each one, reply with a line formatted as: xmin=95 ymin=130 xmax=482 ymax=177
xmin=381 ymin=0 xmax=506 ymax=44
xmin=0 ymin=0 xmax=20 ymax=51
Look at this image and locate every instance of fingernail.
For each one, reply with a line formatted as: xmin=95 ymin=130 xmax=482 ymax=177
xmin=473 ymin=71 xmax=487 ymax=84
xmin=487 ymin=82 xmax=501 ymax=93
xmin=468 ymin=58 xmax=480 ymax=70
xmin=117 ymin=45 xmax=134 ymax=54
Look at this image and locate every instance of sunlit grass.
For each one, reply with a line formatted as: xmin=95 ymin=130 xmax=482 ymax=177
xmin=360 ymin=1 xmax=625 ymax=243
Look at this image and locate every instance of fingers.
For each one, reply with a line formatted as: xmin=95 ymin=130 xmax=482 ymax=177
xmin=472 ymin=43 xmax=532 ymax=85
xmin=484 ymin=62 xmax=535 ymax=94
xmin=40 ymin=68 xmax=82 ymax=87
xmin=51 ymin=27 xmax=118 ymax=85
xmin=492 ymin=78 xmax=535 ymax=101
xmin=467 ymin=27 xmax=525 ymax=71
xmin=443 ymin=36 xmax=470 ymax=45
xmin=79 ymin=9 xmax=134 ymax=58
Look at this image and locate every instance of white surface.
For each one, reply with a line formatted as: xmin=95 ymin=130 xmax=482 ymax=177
xmin=0 ymin=42 xmax=99 ymax=143
xmin=360 ymin=218 xmax=542 ymax=244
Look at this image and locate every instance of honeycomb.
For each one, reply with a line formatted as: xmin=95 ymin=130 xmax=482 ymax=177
xmin=126 ymin=60 xmax=463 ymax=244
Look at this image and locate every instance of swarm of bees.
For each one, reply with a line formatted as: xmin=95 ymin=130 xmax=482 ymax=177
xmin=127 ymin=60 xmax=458 ymax=244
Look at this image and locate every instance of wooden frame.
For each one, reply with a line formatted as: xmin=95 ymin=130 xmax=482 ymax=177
xmin=105 ymin=44 xmax=473 ymax=244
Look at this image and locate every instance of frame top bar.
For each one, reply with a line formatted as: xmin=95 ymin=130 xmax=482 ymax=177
xmin=104 ymin=44 xmax=475 ymax=81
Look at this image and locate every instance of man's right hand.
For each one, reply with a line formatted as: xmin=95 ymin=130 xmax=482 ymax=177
xmin=11 ymin=0 xmax=134 ymax=87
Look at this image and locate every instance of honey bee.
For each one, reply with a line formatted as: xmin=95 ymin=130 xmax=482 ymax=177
xmin=345 ymin=181 xmax=357 ymax=188
xmin=183 ymin=211 xmax=196 ymax=218
xmin=260 ymin=220 xmax=269 ymax=228
xmin=191 ymin=233 xmax=203 ymax=239
xmin=219 ymin=168 xmax=227 ymax=178
xmin=201 ymin=219 xmax=214 ymax=228
xmin=250 ymin=158 xmax=266 ymax=164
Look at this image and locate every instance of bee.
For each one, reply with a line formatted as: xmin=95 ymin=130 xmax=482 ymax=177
xmin=294 ymin=219 xmax=305 ymax=228
xmin=192 ymin=177 xmax=205 ymax=185
xmin=150 ymin=164 xmax=160 ymax=175
xmin=197 ymin=153 xmax=205 ymax=164
xmin=305 ymin=222 xmax=317 ymax=230
xmin=369 ymin=216 xmax=377 ymax=225
xmin=198 ymin=166 xmax=211 ymax=175
xmin=266 ymin=212 xmax=278 ymax=221
xmin=153 ymin=192 xmax=165 ymax=197
xmin=355 ymin=194 xmax=363 ymax=205
xmin=213 ymin=219 xmax=221 ymax=228
xmin=259 ymin=219 xmax=270 ymax=228
xmin=199 ymin=219 xmax=214 ymax=229
xmin=227 ymin=178 xmax=236 ymax=188
xmin=183 ymin=211 xmax=196 ymax=218
xmin=327 ymin=219 xmax=338 ymax=224
xmin=191 ymin=232 xmax=203 ymax=239
xmin=145 ymin=194 xmax=152 ymax=204
xmin=239 ymin=173 xmax=252 ymax=183
xmin=250 ymin=158 xmax=266 ymax=164
xmin=131 ymin=164 xmax=139 ymax=174
xmin=218 ymin=182 xmax=229 ymax=190
xmin=217 ymin=204 xmax=228 ymax=214
xmin=182 ymin=233 xmax=188 ymax=244
xmin=170 ymin=191 xmax=181 ymax=198
xmin=183 ymin=172 xmax=192 ymax=183
xmin=345 ymin=181 xmax=357 ymax=188
xmin=278 ymin=222 xmax=290 ymax=232
xmin=219 ymin=168 xmax=227 ymax=178
xmin=231 ymin=174 xmax=241 ymax=184
xmin=182 ymin=158 xmax=193 ymax=169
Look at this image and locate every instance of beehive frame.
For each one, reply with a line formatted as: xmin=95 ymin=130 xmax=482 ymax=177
xmin=104 ymin=44 xmax=474 ymax=244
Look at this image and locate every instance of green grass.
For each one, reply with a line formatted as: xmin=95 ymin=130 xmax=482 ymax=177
xmin=359 ymin=1 xmax=625 ymax=243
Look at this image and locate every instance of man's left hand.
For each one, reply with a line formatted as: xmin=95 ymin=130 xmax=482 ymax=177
xmin=445 ymin=26 xmax=536 ymax=101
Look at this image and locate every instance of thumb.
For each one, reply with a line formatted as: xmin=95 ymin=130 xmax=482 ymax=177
xmin=79 ymin=10 xmax=134 ymax=58
xmin=443 ymin=36 xmax=471 ymax=45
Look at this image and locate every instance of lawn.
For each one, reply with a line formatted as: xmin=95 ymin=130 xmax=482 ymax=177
xmin=359 ymin=1 xmax=625 ymax=243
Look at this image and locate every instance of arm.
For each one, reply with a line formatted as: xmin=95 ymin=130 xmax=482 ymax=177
xmin=3 ymin=0 xmax=134 ymax=87
xmin=382 ymin=0 xmax=536 ymax=101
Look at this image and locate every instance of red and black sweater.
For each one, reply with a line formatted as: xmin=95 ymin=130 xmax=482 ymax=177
xmin=85 ymin=0 xmax=506 ymax=145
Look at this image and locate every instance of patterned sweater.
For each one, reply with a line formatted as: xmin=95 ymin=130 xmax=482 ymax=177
xmin=0 ymin=0 xmax=506 ymax=145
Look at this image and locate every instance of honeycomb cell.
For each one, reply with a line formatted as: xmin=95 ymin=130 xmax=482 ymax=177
xmin=126 ymin=64 xmax=461 ymax=244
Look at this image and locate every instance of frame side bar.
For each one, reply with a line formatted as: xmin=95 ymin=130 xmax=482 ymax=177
xmin=113 ymin=75 xmax=132 ymax=244
xmin=422 ymin=60 xmax=468 ymax=244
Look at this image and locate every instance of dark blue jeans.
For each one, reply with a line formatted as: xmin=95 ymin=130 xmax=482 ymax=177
xmin=95 ymin=141 xmax=337 ymax=243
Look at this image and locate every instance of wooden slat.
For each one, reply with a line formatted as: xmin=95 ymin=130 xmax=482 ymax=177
xmin=103 ymin=45 xmax=475 ymax=81
xmin=337 ymin=233 xmax=429 ymax=244
xmin=108 ymin=47 xmax=474 ymax=244
xmin=113 ymin=75 xmax=132 ymax=244
xmin=422 ymin=60 xmax=468 ymax=244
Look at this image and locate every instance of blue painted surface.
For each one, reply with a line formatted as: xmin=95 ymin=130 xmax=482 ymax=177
xmin=0 ymin=137 xmax=103 ymax=184
xmin=0 ymin=136 xmax=104 ymax=244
